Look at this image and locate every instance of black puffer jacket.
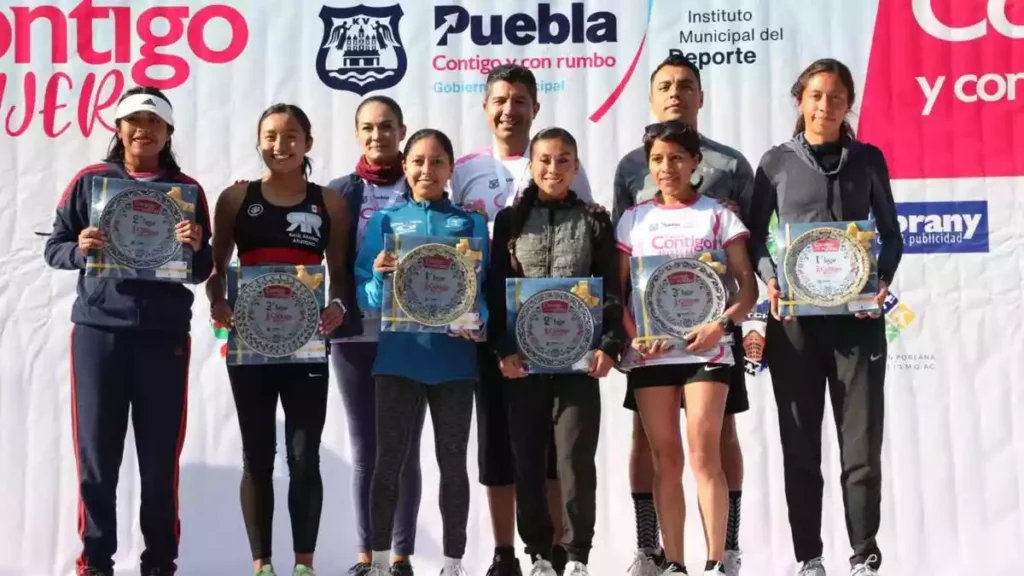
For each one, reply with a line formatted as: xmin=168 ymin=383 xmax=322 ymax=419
xmin=487 ymin=189 xmax=624 ymax=360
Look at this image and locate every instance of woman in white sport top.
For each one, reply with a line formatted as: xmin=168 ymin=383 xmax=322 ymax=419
xmin=615 ymin=121 xmax=757 ymax=576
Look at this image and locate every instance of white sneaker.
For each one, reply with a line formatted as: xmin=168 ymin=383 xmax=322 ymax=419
xmin=293 ymin=566 xmax=316 ymax=576
xmin=528 ymin=556 xmax=557 ymax=576
xmin=255 ymin=567 xmax=276 ymax=576
xmin=850 ymin=555 xmax=879 ymax=576
xmin=563 ymin=561 xmax=589 ymax=576
xmin=627 ymin=550 xmax=662 ymax=576
xmin=704 ymin=564 xmax=726 ymax=575
xmin=661 ymin=564 xmax=686 ymax=575
xmin=798 ymin=557 xmax=826 ymax=576
xmin=440 ymin=557 xmax=468 ymax=576
xmin=723 ymin=550 xmax=742 ymax=576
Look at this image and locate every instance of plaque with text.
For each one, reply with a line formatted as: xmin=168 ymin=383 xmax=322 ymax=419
xmin=87 ymin=177 xmax=196 ymax=283
xmin=227 ymin=265 xmax=327 ymax=365
xmin=507 ymin=278 xmax=603 ymax=374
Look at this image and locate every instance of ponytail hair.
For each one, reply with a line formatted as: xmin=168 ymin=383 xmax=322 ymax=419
xmin=257 ymin=103 xmax=314 ymax=179
xmin=790 ymin=58 xmax=857 ymax=140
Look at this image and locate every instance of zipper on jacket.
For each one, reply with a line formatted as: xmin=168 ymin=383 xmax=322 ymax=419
xmin=546 ymin=207 xmax=555 ymax=276
xmin=424 ymin=202 xmax=433 ymax=236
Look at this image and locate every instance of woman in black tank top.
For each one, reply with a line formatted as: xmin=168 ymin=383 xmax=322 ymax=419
xmin=205 ymin=104 xmax=350 ymax=576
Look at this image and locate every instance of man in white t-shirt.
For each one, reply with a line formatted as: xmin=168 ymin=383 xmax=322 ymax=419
xmin=448 ymin=64 xmax=591 ymax=576
xmin=615 ymin=195 xmax=750 ymax=367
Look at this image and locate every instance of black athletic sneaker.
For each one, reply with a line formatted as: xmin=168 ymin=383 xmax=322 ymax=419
xmin=141 ymin=567 xmax=175 ymax=576
xmin=348 ymin=562 xmax=372 ymax=576
xmin=390 ymin=560 xmax=414 ymax=576
xmin=484 ymin=556 xmax=522 ymax=576
xmin=79 ymin=568 xmax=112 ymax=576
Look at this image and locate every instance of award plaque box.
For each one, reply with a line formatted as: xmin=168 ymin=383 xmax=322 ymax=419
xmin=226 ymin=265 xmax=327 ymax=366
xmin=506 ymin=277 xmax=603 ymax=374
xmin=87 ymin=177 xmax=197 ymax=283
xmin=622 ymin=251 xmax=734 ymax=370
xmin=381 ymin=234 xmax=485 ymax=338
xmin=775 ymin=220 xmax=880 ymax=317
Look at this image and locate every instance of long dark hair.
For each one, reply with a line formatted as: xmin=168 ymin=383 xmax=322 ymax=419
xmin=400 ymin=129 xmax=455 ymax=198
xmin=791 ymin=58 xmax=857 ymax=140
xmin=104 ymin=86 xmax=181 ymax=174
xmin=507 ymin=127 xmax=589 ymax=273
xmin=257 ymin=103 xmax=314 ymax=179
xmin=642 ymin=120 xmax=704 ymax=190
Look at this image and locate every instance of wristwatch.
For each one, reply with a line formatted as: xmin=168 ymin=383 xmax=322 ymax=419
xmin=716 ymin=315 xmax=735 ymax=331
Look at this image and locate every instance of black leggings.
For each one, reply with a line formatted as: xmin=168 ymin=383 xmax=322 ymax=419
xmin=227 ymin=363 xmax=329 ymax=560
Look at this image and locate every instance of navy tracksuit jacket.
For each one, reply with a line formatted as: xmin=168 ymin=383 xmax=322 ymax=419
xmin=43 ymin=162 xmax=213 ymax=573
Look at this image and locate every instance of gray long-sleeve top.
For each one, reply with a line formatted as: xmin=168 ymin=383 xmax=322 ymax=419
xmin=748 ymin=135 xmax=903 ymax=286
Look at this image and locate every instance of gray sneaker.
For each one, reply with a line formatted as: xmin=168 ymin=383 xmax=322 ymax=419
xmin=798 ymin=557 xmax=825 ymax=576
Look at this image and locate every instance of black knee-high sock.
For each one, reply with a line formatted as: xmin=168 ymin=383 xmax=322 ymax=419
xmin=726 ymin=490 xmax=742 ymax=551
xmin=632 ymin=492 xmax=661 ymax=552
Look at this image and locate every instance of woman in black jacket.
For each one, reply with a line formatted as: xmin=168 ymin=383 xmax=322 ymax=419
xmin=488 ymin=127 xmax=624 ymax=576
xmin=749 ymin=58 xmax=903 ymax=576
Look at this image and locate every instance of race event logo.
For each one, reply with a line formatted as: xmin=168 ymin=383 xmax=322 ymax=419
xmin=316 ymin=4 xmax=407 ymax=96
xmin=430 ymin=2 xmax=618 ymax=97
xmin=892 ymin=200 xmax=989 ymax=254
xmin=0 ymin=0 xmax=249 ymax=138
xmin=859 ymin=0 xmax=1024 ymax=178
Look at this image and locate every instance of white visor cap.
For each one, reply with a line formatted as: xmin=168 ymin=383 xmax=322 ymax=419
xmin=114 ymin=93 xmax=175 ymax=127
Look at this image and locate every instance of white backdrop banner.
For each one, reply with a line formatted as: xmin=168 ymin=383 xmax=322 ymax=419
xmin=1 ymin=0 xmax=1022 ymax=574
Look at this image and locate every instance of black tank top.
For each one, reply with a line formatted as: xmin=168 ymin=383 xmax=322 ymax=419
xmin=234 ymin=181 xmax=331 ymax=266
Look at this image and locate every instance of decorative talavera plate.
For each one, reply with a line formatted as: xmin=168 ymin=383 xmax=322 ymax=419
xmin=515 ymin=289 xmax=596 ymax=370
xmin=783 ymin=227 xmax=871 ymax=307
xmin=98 ymin=187 xmax=184 ymax=269
xmin=393 ymin=242 xmax=477 ymax=327
xmin=233 ymin=272 xmax=322 ymax=357
xmin=643 ymin=257 xmax=727 ymax=338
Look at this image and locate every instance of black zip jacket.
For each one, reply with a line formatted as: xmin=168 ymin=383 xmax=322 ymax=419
xmin=43 ymin=163 xmax=214 ymax=332
xmin=488 ymin=192 xmax=624 ymax=361
xmin=749 ymin=135 xmax=903 ymax=285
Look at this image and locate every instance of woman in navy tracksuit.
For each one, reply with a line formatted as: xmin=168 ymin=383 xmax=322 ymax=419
xmin=326 ymin=95 xmax=423 ymax=576
xmin=43 ymin=86 xmax=213 ymax=576
xmin=356 ymin=129 xmax=489 ymax=576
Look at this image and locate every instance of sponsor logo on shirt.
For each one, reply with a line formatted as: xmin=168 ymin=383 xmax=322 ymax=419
xmin=392 ymin=221 xmax=420 ymax=234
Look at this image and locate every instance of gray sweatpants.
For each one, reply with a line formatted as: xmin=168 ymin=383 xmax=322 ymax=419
xmin=371 ymin=375 xmax=474 ymax=558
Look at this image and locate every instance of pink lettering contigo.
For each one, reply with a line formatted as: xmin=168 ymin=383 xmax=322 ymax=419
xmin=0 ymin=0 xmax=249 ymax=138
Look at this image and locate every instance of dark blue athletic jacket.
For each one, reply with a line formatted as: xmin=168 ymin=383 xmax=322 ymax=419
xmin=43 ymin=163 xmax=214 ymax=332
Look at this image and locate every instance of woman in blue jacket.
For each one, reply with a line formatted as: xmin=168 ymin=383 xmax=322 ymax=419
xmin=357 ymin=129 xmax=488 ymax=576
xmin=43 ymin=86 xmax=212 ymax=576
xmin=325 ymin=96 xmax=423 ymax=576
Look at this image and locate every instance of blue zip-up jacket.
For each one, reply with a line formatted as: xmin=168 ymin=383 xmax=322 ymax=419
xmin=356 ymin=193 xmax=489 ymax=384
xmin=43 ymin=163 xmax=214 ymax=332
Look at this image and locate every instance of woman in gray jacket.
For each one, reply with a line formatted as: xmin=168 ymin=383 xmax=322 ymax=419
xmin=487 ymin=127 xmax=625 ymax=576
xmin=749 ymin=58 xmax=903 ymax=576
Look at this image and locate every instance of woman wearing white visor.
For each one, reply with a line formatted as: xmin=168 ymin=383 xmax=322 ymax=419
xmin=44 ymin=86 xmax=213 ymax=576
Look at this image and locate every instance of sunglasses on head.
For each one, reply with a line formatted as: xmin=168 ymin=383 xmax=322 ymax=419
xmin=644 ymin=120 xmax=696 ymax=137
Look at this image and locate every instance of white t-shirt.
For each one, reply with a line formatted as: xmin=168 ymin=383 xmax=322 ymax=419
xmin=616 ymin=195 xmax=749 ymax=366
xmin=338 ymin=179 xmax=406 ymax=344
xmin=449 ymin=146 xmax=592 ymax=235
